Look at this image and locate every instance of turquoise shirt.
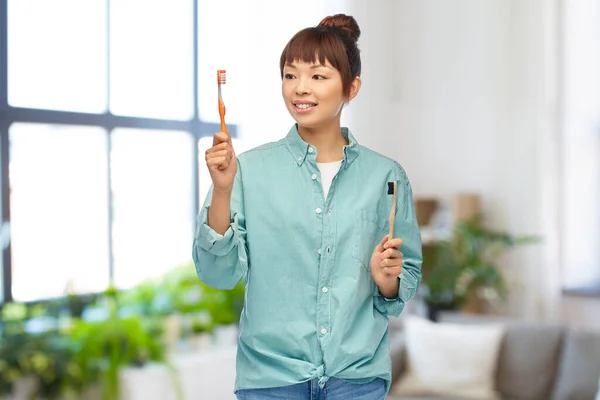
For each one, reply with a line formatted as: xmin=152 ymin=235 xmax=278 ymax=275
xmin=193 ymin=124 xmax=422 ymax=393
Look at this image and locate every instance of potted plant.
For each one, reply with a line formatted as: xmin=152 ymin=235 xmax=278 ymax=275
xmin=69 ymin=285 xmax=177 ymax=400
xmin=0 ymin=327 xmax=96 ymax=400
xmin=27 ymin=333 xmax=97 ymax=400
xmin=423 ymin=213 xmax=539 ymax=320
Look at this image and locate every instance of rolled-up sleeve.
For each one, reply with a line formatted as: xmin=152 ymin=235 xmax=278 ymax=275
xmin=192 ymin=169 xmax=248 ymax=290
xmin=374 ymin=175 xmax=422 ymax=317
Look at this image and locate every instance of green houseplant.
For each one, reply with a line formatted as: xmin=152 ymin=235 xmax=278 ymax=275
xmin=69 ymin=285 xmax=177 ymax=400
xmin=0 ymin=319 xmax=96 ymax=400
xmin=423 ymin=213 xmax=539 ymax=319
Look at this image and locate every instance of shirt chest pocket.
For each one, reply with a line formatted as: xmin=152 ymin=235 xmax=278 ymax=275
xmin=352 ymin=209 xmax=389 ymax=271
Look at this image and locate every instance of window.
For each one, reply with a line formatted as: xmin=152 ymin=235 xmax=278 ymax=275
xmin=1 ymin=0 xmax=346 ymax=303
xmin=0 ymin=0 xmax=233 ymax=303
xmin=9 ymin=124 xmax=110 ymax=301
xmin=7 ymin=0 xmax=107 ymax=113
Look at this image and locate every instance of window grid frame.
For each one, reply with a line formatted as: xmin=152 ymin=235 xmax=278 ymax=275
xmin=0 ymin=0 xmax=234 ymax=303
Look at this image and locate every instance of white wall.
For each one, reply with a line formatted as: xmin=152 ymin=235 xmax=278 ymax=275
xmin=561 ymin=0 xmax=600 ymax=289
xmin=342 ymin=0 xmax=562 ymax=322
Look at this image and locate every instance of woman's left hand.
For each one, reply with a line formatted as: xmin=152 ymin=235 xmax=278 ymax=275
xmin=370 ymin=234 xmax=403 ymax=287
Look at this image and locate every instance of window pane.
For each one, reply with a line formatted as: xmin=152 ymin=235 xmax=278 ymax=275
xmin=7 ymin=0 xmax=107 ymax=113
xmin=10 ymin=124 xmax=109 ymax=302
xmin=111 ymin=129 xmax=194 ymax=289
xmin=110 ymin=0 xmax=193 ymax=120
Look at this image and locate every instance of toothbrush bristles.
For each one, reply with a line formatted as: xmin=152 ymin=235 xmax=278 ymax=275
xmin=217 ymin=70 xmax=226 ymax=84
xmin=387 ymin=182 xmax=395 ymax=195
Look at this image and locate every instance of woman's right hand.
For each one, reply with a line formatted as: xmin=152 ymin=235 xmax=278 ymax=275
xmin=205 ymin=132 xmax=237 ymax=193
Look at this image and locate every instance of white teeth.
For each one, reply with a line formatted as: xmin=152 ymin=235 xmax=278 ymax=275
xmin=296 ymin=103 xmax=315 ymax=109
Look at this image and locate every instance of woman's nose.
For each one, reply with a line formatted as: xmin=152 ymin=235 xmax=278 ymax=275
xmin=295 ymin=78 xmax=311 ymax=95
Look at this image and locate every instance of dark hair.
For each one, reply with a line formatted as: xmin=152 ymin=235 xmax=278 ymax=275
xmin=279 ymin=14 xmax=361 ymax=96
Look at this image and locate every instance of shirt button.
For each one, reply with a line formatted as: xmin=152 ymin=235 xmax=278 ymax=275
xmin=297 ymin=156 xmax=302 ymax=162
xmin=308 ymin=147 xmax=314 ymax=153
xmin=320 ymin=328 xmax=327 ymax=335
xmin=322 ymin=287 xmax=328 ymax=293
xmin=317 ymin=248 xmax=322 ymax=255
xmin=311 ymin=174 xmax=317 ymax=180
xmin=316 ymin=208 xmax=322 ymax=214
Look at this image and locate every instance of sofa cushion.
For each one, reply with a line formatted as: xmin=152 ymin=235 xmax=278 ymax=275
xmin=495 ymin=323 xmax=564 ymax=399
xmin=551 ymin=329 xmax=600 ymax=400
xmin=390 ymin=316 xmax=505 ymax=399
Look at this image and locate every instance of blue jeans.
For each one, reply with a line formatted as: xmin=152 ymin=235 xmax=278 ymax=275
xmin=235 ymin=377 xmax=386 ymax=400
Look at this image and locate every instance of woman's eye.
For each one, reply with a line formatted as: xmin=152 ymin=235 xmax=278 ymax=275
xmin=313 ymin=75 xmax=326 ymax=80
xmin=284 ymin=73 xmax=295 ymax=79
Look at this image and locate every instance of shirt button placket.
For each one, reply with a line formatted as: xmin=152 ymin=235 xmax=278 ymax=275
xmin=314 ymin=161 xmax=329 ymax=351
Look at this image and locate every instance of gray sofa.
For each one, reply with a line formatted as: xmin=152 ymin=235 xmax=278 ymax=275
xmin=387 ymin=319 xmax=600 ymax=400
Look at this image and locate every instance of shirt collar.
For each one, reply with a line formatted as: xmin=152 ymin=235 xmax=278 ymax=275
xmin=284 ymin=124 xmax=360 ymax=168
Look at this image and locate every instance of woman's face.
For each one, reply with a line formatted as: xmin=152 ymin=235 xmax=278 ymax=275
xmin=281 ymin=59 xmax=348 ymax=130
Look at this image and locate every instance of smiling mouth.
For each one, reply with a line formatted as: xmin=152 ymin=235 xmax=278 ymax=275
xmin=293 ymin=103 xmax=317 ymax=112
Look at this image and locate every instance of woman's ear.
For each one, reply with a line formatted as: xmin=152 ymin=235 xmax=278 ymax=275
xmin=347 ymin=76 xmax=362 ymax=102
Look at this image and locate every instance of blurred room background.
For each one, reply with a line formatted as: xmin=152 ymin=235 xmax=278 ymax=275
xmin=0 ymin=0 xmax=599 ymax=399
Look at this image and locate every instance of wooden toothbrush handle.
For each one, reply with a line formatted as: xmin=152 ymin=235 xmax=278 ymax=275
xmin=389 ymin=184 xmax=397 ymax=238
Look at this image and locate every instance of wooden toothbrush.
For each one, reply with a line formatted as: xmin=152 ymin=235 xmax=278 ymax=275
xmin=217 ymin=70 xmax=229 ymax=136
xmin=388 ymin=181 xmax=397 ymax=239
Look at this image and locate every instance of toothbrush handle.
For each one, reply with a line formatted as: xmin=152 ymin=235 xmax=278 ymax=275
xmin=218 ymin=99 xmax=228 ymax=135
xmin=389 ymin=209 xmax=396 ymax=239
xmin=389 ymin=184 xmax=397 ymax=238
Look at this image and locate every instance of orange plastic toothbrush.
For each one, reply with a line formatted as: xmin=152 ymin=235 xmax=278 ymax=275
xmin=217 ymin=69 xmax=229 ymax=136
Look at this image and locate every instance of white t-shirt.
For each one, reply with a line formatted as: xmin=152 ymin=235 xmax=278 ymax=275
xmin=317 ymin=160 xmax=343 ymax=199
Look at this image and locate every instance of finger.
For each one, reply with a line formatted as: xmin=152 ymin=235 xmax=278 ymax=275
xmin=206 ymin=142 xmax=230 ymax=154
xmin=206 ymin=149 xmax=232 ymax=162
xmin=212 ymin=131 xmax=232 ymax=146
xmin=206 ymin=158 xmax=225 ymax=171
xmin=380 ymin=258 xmax=403 ymax=269
xmin=381 ymin=248 xmax=403 ymax=260
xmin=207 ymin=156 xmax=230 ymax=170
xmin=375 ymin=234 xmax=390 ymax=253
xmin=384 ymin=238 xmax=403 ymax=250
xmin=383 ymin=266 xmax=403 ymax=278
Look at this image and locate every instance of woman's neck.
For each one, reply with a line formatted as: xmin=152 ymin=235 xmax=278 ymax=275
xmin=297 ymin=122 xmax=348 ymax=163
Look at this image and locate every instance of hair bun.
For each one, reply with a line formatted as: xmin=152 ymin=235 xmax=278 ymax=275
xmin=318 ymin=14 xmax=360 ymax=42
